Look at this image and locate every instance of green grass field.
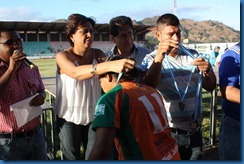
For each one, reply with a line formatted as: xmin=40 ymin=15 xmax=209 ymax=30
xmin=34 ymin=58 xmax=222 ymax=159
xmin=30 ymin=58 xmax=56 ymax=77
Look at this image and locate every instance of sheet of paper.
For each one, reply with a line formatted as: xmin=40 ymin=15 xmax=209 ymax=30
xmin=10 ymin=93 xmax=43 ymax=128
xmin=41 ymin=101 xmax=53 ymax=110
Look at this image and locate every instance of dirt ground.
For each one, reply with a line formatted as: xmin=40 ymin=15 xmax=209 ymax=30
xmin=202 ymin=143 xmax=219 ymax=160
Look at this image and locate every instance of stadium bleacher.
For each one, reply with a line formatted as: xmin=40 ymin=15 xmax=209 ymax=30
xmin=23 ymin=41 xmax=53 ymax=56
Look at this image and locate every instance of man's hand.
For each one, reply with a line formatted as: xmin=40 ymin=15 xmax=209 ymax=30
xmin=192 ymin=57 xmax=216 ymax=91
xmin=191 ymin=57 xmax=211 ymax=73
xmin=155 ymin=40 xmax=179 ymax=62
xmin=29 ymin=91 xmax=46 ymax=106
xmin=9 ymin=50 xmax=25 ymax=72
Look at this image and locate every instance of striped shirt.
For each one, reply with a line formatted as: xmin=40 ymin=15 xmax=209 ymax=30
xmin=142 ymin=50 xmax=202 ymax=132
xmin=0 ymin=61 xmax=44 ymax=133
xmin=106 ymin=44 xmax=151 ymax=65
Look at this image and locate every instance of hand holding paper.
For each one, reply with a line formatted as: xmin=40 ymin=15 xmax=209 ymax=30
xmin=10 ymin=94 xmax=43 ymax=128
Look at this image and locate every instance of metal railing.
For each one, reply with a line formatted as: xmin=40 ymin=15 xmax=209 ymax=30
xmin=41 ymin=85 xmax=221 ymax=160
xmin=41 ymin=89 xmax=57 ymax=160
xmin=209 ymin=85 xmax=219 ymax=145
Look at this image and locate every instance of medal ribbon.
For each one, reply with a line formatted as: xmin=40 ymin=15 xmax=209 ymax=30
xmin=179 ymin=43 xmax=203 ymax=121
xmin=165 ymin=54 xmax=196 ymax=103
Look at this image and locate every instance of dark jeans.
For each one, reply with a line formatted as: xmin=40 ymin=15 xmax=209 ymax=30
xmin=85 ymin=122 xmax=96 ymax=160
xmin=57 ymin=118 xmax=90 ymax=160
xmin=171 ymin=128 xmax=203 ymax=160
xmin=219 ymin=114 xmax=240 ymax=160
xmin=0 ymin=125 xmax=47 ymax=160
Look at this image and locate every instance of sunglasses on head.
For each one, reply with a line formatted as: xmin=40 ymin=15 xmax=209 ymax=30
xmin=0 ymin=38 xmax=23 ymax=46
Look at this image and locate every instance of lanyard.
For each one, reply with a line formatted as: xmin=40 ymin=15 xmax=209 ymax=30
xmin=165 ymin=55 xmax=196 ymax=103
xmin=178 ymin=43 xmax=203 ymax=121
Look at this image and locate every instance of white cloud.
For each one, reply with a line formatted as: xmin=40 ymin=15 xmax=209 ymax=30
xmin=0 ymin=7 xmax=57 ymax=22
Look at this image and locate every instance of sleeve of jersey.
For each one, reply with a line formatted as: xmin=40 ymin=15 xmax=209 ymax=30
xmin=219 ymin=52 xmax=239 ymax=87
xmin=92 ymin=88 xmax=123 ymax=131
xmin=141 ymin=52 xmax=156 ymax=69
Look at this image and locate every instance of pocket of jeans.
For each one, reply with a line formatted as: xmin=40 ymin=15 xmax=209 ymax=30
xmin=0 ymin=138 xmax=11 ymax=146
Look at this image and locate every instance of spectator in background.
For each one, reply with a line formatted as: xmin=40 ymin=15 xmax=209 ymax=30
xmin=209 ymin=46 xmax=220 ymax=66
xmin=88 ymin=55 xmax=180 ymax=160
xmin=0 ymin=30 xmax=47 ymax=160
xmin=141 ymin=13 xmax=216 ymax=160
xmin=106 ymin=15 xmax=151 ymax=65
xmin=215 ymin=47 xmax=228 ymax=66
xmin=53 ymin=13 xmax=135 ymax=160
xmin=218 ymin=42 xmax=240 ymax=160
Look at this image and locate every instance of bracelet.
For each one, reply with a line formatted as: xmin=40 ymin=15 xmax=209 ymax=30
xmin=91 ymin=64 xmax=98 ymax=77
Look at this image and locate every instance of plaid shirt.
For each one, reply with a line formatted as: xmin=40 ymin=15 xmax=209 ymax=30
xmin=0 ymin=60 xmax=45 ymax=133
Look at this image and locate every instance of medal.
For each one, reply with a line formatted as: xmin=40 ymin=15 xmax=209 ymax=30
xmin=165 ymin=55 xmax=196 ymax=111
xmin=178 ymin=101 xmax=185 ymax=111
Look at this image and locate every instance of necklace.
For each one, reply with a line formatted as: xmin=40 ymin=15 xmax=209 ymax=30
xmin=165 ymin=55 xmax=196 ymax=111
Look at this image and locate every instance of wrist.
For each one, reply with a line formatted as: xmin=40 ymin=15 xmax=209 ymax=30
xmin=91 ymin=63 xmax=98 ymax=77
xmin=6 ymin=67 xmax=15 ymax=77
xmin=154 ymin=53 xmax=165 ymax=63
xmin=39 ymin=91 xmax=46 ymax=99
xmin=203 ymin=65 xmax=212 ymax=76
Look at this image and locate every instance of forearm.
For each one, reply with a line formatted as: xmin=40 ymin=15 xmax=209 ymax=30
xmin=88 ymin=146 xmax=110 ymax=160
xmin=74 ymin=61 xmax=116 ymax=80
xmin=62 ymin=59 xmax=134 ymax=81
xmin=88 ymin=127 xmax=116 ymax=160
xmin=202 ymin=69 xmax=216 ymax=91
xmin=221 ymin=86 xmax=240 ymax=104
xmin=142 ymin=61 xmax=162 ymax=88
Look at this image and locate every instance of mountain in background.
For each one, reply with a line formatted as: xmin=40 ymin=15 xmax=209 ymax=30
xmin=137 ymin=16 xmax=240 ymax=43
xmin=54 ymin=19 xmax=66 ymax=23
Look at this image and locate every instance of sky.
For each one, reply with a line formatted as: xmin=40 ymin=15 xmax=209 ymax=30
xmin=0 ymin=1 xmax=242 ymax=163
xmin=0 ymin=0 xmax=241 ymax=30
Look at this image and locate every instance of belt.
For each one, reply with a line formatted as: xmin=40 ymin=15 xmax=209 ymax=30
xmin=0 ymin=126 xmax=40 ymax=139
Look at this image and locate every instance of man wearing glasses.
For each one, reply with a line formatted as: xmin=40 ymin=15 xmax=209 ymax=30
xmin=0 ymin=30 xmax=47 ymax=160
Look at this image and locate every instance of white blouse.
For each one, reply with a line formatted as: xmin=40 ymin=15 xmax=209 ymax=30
xmin=54 ymin=59 xmax=101 ymax=125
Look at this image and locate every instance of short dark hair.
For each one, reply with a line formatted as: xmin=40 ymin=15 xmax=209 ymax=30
xmin=0 ymin=30 xmax=20 ymax=42
xmin=109 ymin=16 xmax=133 ymax=37
xmin=157 ymin=13 xmax=180 ymax=27
xmin=65 ymin=13 xmax=96 ymax=47
xmin=104 ymin=54 xmax=145 ymax=82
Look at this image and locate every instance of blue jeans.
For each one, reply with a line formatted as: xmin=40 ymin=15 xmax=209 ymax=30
xmin=219 ymin=113 xmax=241 ymax=160
xmin=0 ymin=125 xmax=47 ymax=160
xmin=57 ymin=118 xmax=90 ymax=160
xmin=171 ymin=128 xmax=203 ymax=160
xmin=85 ymin=122 xmax=96 ymax=160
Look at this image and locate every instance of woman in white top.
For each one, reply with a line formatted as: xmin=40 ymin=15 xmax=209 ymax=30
xmin=54 ymin=13 xmax=135 ymax=160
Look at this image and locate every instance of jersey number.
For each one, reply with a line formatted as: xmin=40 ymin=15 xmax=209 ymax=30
xmin=138 ymin=93 xmax=169 ymax=134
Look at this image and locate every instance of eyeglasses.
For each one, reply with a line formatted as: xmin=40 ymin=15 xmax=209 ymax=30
xmin=0 ymin=38 xmax=23 ymax=46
